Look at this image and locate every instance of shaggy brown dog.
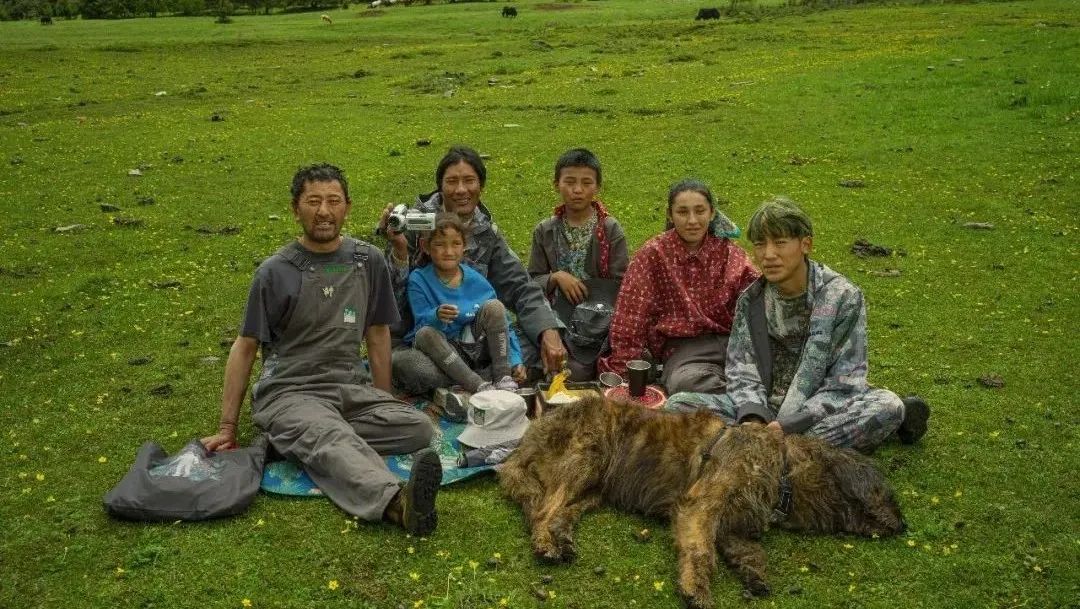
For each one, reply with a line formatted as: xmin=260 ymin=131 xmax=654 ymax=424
xmin=499 ymin=397 xmax=906 ymax=606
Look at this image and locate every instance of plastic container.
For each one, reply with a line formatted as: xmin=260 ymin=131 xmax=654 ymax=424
xmin=533 ymin=381 xmax=603 ymax=416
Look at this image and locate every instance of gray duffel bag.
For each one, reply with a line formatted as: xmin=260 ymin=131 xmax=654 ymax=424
xmin=104 ymin=434 xmax=268 ymax=522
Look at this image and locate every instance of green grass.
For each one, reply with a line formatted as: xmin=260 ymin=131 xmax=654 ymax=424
xmin=1 ymin=1 xmax=1077 ymax=607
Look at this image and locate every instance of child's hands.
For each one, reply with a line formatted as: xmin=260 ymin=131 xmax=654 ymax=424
xmin=512 ymin=365 xmax=528 ymax=383
xmin=436 ymin=304 xmax=459 ymax=323
xmin=551 ymin=271 xmax=588 ymax=305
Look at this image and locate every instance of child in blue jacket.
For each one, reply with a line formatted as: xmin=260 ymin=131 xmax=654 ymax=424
xmin=404 ymin=213 xmax=524 ymax=395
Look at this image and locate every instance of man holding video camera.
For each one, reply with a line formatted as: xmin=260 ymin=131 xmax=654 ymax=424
xmin=381 ymin=146 xmax=568 ymax=396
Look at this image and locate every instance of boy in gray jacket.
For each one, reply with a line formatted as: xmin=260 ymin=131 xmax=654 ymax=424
xmin=528 ymin=148 xmax=629 ymax=380
xmin=665 ymin=197 xmax=929 ymax=452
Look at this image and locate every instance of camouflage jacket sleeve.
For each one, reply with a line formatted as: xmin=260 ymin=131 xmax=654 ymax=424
xmin=724 ymin=291 xmax=771 ymax=420
xmin=776 ymin=282 xmax=870 ymax=422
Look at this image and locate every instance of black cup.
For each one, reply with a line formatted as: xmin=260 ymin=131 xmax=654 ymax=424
xmin=626 ymin=360 xmax=651 ymax=398
xmin=517 ymin=387 xmax=538 ymax=418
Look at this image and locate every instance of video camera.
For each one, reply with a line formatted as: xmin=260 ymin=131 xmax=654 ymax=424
xmin=379 ymin=204 xmax=436 ymax=234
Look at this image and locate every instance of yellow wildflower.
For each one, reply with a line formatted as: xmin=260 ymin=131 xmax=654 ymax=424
xmin=98 ymin=456 xmax=108 ymax=463
xmin=409 ymin=572 xmax=420 ymax=581
xmin=327 ymin=580 xmax=339 ymax=591
xmin=653 ymin=580 xmax=664 ymax=591
xmin=241 ymin=600 xmax=252 ymax=608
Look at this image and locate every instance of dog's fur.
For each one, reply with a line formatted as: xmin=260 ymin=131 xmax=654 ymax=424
xmin=499 ymin=397 xmax=906 ymax=606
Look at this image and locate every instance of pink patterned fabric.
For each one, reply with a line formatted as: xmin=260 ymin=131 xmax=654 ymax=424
xmin=599 ymin=230 xmax=759 ymax=374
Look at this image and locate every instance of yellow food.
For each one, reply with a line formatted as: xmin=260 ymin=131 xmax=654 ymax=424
xmin=546 ymin=369 xmax=569 ymax=400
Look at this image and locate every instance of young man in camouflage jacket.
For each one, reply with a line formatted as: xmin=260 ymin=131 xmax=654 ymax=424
xmin=665 ymin=197 xmax=929 ymax=452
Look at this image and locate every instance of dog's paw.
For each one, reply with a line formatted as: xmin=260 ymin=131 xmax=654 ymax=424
xmin=533 ymin=547 xmax=564 ymax=565
xmin=677 ymin=590 xmax=712 ymax=609
xmin=555 ymin=537 xmax=577 ymax=563
xmin=743 ymin=578 xmax=770 ymax=598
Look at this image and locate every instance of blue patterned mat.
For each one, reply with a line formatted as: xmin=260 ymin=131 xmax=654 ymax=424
xmin=261 ymin=416 xmax=494 ymax=496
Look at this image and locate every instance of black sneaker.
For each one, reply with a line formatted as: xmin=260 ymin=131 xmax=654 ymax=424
xmin=898 ymin=396 xmax=930 ymax=444
xmin=401 ymin=448 xmax=442 ymax=536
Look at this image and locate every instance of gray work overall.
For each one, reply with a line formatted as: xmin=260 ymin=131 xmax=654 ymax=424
xmin=252 ymin=239 xmax=434 ymax=520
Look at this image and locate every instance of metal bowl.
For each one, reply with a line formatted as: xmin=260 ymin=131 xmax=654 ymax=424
xmin=599 ymin=371 xmax=624 ymax=388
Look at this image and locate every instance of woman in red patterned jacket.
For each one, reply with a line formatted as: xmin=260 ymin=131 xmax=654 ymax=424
xmin=599 ymin=179 xmax=759 ymax=394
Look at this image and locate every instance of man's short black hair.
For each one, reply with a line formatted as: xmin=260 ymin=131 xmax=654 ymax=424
xmin=435 ymin=146 xmax=487 ymax=189
xmin=554 ymin=148 xmax=602 ymax=186
xmin=290 ymin=163 xmax=350 ymax=207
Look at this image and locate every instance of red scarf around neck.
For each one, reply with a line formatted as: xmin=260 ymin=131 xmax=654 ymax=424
xmin=553 ymin=199 xmax=611 ymax=279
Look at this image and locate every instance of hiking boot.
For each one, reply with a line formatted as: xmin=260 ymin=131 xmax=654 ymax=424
xmin=493 ymin=376 xmax=519 ymax=391
xmin=399 ymin=448 xmax=441 ymax=536
xmin=898 ymin=396 xmax=930 ymax=444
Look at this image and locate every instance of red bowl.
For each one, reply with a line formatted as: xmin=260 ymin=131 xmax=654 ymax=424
xmin=604 ymin=385 xmax=667 ymax=409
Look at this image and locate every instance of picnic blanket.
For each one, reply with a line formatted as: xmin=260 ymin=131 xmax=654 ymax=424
xmin=261 ymin=400 xmax=495 ymax=496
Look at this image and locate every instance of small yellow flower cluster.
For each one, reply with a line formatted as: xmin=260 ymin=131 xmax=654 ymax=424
xmin=327 ymin=580 xmax=339 ymax=591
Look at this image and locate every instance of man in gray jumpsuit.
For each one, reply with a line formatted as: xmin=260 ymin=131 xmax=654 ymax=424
xmin=202 ymin=164 xmax=442 ymax=535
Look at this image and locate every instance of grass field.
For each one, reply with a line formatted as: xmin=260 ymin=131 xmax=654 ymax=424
xmin=1 ymin=1 xmax=1077 ymax=607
